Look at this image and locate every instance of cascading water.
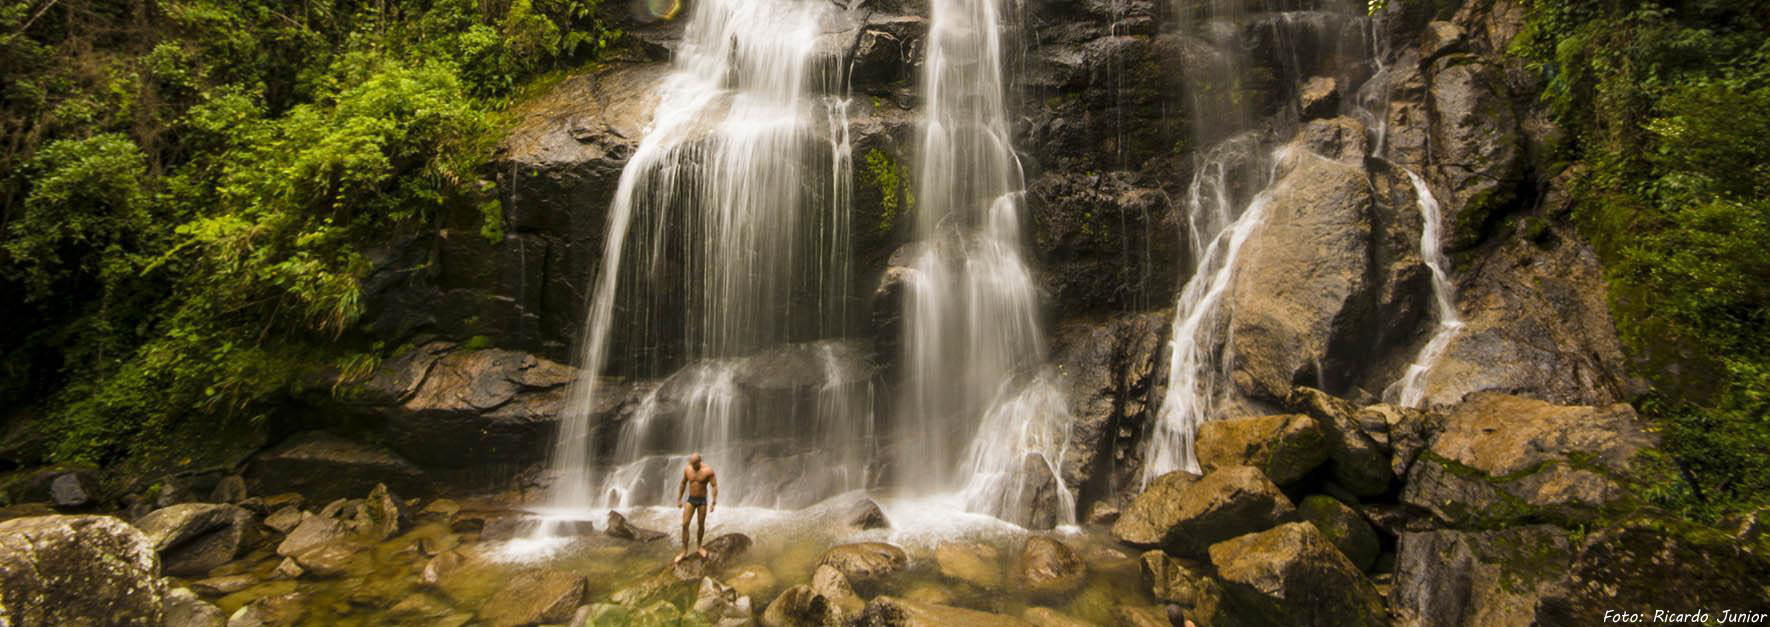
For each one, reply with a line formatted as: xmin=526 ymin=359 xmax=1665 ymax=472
xmin=900 ymin=0 xmax=1074 ymax=527
xmin=1382 ymin=170 xmax=1464 ymax=407
xmin=538 ymin=0 xmax=869 ymax=523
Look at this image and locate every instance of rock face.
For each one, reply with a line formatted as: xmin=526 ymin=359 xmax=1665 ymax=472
xmin=0 ymin=515 xmax=167 ymax=625
xmin=1392 ymin=525 xmax=1573 ymax=627
xmin=133 ymin=503 xmax=254 ymax=577
xmin=1209 ymin=522 xmax=1387 ymax=627
xmin=1049 ymin=311 xmax=1170 ymax=513
xmin=1018 ymin=537 xmax=1087 ymax=600
xmin=1195 ymin=414 xmax=1328 ymax=485
xmin=1401 ymin=393 xmax=1653 ymax=526
xmin=1112 ymin=466 xmax=1296 ymax=556
xmin=935 ymin=541 xmax=1002 ymax=589
xmin=246 ymin=431 xmax=429 ymax=502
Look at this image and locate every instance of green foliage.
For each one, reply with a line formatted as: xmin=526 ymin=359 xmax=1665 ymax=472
xmin=0 ymin=0 xmax=619 ymax=466
xmin=864 ymin=148 xmax=911 ymax=234
xmin=1516 ymin=0 xmax=1770 ymax=514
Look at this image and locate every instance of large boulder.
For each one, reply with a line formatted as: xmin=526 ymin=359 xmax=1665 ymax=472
xmin=1400 ymin=393 xmax=1653 ymax=527
xmin=1228 ymin=126 xmax=1379 ymax=403
xmin=854 ymin=596 xmax=1032 ymax=626
xmin=672 ymin=533 xmax=752 ymax=579
xmin=0 ymin=515 xmax=166 ymax=625
xmin=818 ymin=542 xmax=909 ymax=587
xmin=275 ymin=513 xmax=353 ymax=557
xmin=1049 ymin=311 xmax=1170 ymax=510
xmin=1392 ymin=525 xmax=1573 ymax=627
xmin=1112 ymin=466 xmax=1295 ymax=556
xmin=1139 ymin=551 xmax=1233 ymax=625
xmin=811 ymin=564 xmax=865 ymax=619
xmin=1017 ymin=537 xmax=1086 ymax=600
xmin=1297 ymin=495 xmax=1380 ymax=572
xmin=1208 ymin=522 xmax=1386 ymax=626
xmin=1195 ymin=414 xmax=1328 ymax=485
xmin=761 ymin=585 xmax=836 ymax=627
xmin=246 ymin=431 xmax=429 ymax=502
xmin=133 ymin=503 xmax=255 ymax=577
xmin=477 ymin=569 xmax=586 ymax=627
xmin=1287 ymin=387 xmax=1400 ymax=496
xmin=1424 ymin=55 xmax=1523 ymax=251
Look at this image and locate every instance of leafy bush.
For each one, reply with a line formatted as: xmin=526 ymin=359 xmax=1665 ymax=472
xmin=1516 ymin=0 xmax=1770 ymax=515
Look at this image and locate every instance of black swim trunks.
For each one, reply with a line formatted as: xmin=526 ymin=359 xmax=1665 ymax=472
xmin=686 ymin=495 xmax=707 ymax=507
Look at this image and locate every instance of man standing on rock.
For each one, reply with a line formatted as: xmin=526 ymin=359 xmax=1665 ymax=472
xmin=674 ymin=452 xmax=718 ymax=563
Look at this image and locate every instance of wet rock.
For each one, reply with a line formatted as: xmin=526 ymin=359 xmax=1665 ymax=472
xmin=477 ymin=569 xmax=586 ymax=627
xmin=190 ymin=574 xmax=258 ymax=596
xmin=388 ymin=592 xmax=458 ymax=624
xmin=0 ymin=515 xmax=166 ymax=625
xmin=246 ymin=431 xmax=429 ymax=502
xmin=419 ymin=498 xmax=460 ymax=523
xmin=1400 ymin=393 xmax=1653 ymax=527
xmin=165 ymin=587 xmax=227 ymax=627
xmin=1299 ymin=76 xmax=1341 ymax=120
xmin=812 ymin=564 xmax=865 ymax=618
xmin=1049 ymin=309 xmax=1170 ymax=503
xmin=1425 ymin=55 xmax=1522 ymax=251
xmin=935 ymin=541 xmax=1003 ymax=589
xmin=417 ymin=533 xmax=459 ymax=557
xmin=1022 ymin=607 xmax=1094 ymax=627
xmin=673 ymin=533 xmax=752 ymax=579
xmin=611 ymin=569 xmax=701 ymax=609
xmin=275 ymin=513 xmax=350 ymax=557
xmin=606 ymin=510 xmax=665 ymax=542
xmin=582 ymin=600 xmax=685 ymax=626
xmin=208 ymin=476 xmax=248 ymax=504
xmin=1085 ymin=502 xmax=1121 ymax=525
xmin=1139 ymin=551 xmax=1225 ymax=613
xmin=690 ymin=577 xmax=754 ymax=625
xmin=848 ymin=499 xmax=892 ymax=530
xmin=1392 ymin=525 xmax=1572 ymax=627
xmin=1112 ymin=606 xmax=1171 ymax=627
xmin=1018 ymin=537 xmax=1087 ymax=600
xmin=761 ymin=585 xmax=835 ymax=627
xmin=1298 ymin=495 xmax=1380 ymax=572
xmin=819 ymin=542 xmax=909 ymax=587
xmin=226 ymin=591 xmax=306 ymax=627
xmin=727 ymin=564 xmax=778 ymax=601
xmin=263 ymin=506 xmax=303 ymax=534
xmin=1208 ymin=522 xmax=1385 ymax=626
xmin=273 ymin=557 xmax=303 ymax=580
xmin=134 ymin=503 xmax=255 ymax=577
xmin=1112 ymin=467 xmax=1296 ymax=556
xmin=352 ymin=483 xmax=409 ymax=541
xmin=1287 ymin=388 xmax=1396 ymax=497
xmin=293 ymin=542 xmax=364 ymax=578
xmin=1195 ymin=414 xmax=1328 ymax=485
xmin=855 ymin=596 xmax=1033 ymax=626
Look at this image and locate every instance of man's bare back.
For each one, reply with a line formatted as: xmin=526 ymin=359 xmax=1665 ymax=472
xmin=675 ymin=452 xmax=718 ymax=562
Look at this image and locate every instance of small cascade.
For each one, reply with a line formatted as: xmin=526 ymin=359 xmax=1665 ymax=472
xmin=1382 ymin=169 xmax=1464 ymax=407
xmin=538 ymin=0 xmax=865 ymax=524
xmin=900 ymin=0 xmax=1072 ymax=527
xmin=1141 ymin=141 xmax=1288 ymax=485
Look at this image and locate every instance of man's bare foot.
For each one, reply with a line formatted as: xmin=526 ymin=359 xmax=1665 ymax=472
xmin=673 ymin=551 xmax=688 ymax=564
xmin=697 ymin=548 xmax=709 ymax=559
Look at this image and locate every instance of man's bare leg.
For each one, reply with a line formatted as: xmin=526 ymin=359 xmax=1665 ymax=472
xmin=675 ymin=502 xmax=693 ymax=563
xmin=694 ymin=505 xmax=708 ymax=557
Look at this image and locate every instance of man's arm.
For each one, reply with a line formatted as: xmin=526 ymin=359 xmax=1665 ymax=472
xmin=709 ymin=472 xmax=719 ymax=511
xmin=677 ymin=470 xmax=687 ymax=506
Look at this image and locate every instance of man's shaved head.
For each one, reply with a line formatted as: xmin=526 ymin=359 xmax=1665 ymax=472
xmin=689 ymin=452 xmax=702 ymax=466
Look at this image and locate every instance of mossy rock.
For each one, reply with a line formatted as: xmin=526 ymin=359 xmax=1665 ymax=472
xmin=1196 ymin=414 xmax=1328 ymax=486
xmin=1298 ymin=495 xmax=1380 ymax=571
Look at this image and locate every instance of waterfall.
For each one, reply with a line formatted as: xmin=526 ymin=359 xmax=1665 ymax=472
xmin=1382 ymin=169 xmax=1463 ymax=408
xmin=899 ymin=0 xmax=1073 ymax=527
xmin=538 ymin=0 xmax=864 ymax=520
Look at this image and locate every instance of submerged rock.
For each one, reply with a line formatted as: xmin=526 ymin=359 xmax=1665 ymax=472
xmin=855 ymin=596 xmax=1032 ymax=626
xmin=727 ymin=564 xmax=778 ymax=601
xmin=275 ymin=513 xmax=351 ymax=558
xmin=134 ymin=503 xmax=255 ymax=577
xmin=1112 ymin=466 xmax=1296 ymax=556
xmin=1208 ymin=522 xmax=1386 ymax=627
xmin=818 ymin=542 xmax=909 ymax=587
xmin=226 ymin=591 xmax=307 ymax=627
xmin=935 ymin=541 xmax=1002 ymax=589
xmin=1018 ymin=537 xmax=1087 ymax=600
xmin=352 ymin=483 xmax=409 ymax=541
xmin=293 ymin=541 xmax=365 ymax=578
xmin=164 ymin=587 xmax=227 ymax=627
xmin=477 ymin=569 xmax=586 ymax=627
xmin=0 ymin=515 xmax=166 ymax=625
xmin=1022 ymin=606 xmax=1094 ymax=627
